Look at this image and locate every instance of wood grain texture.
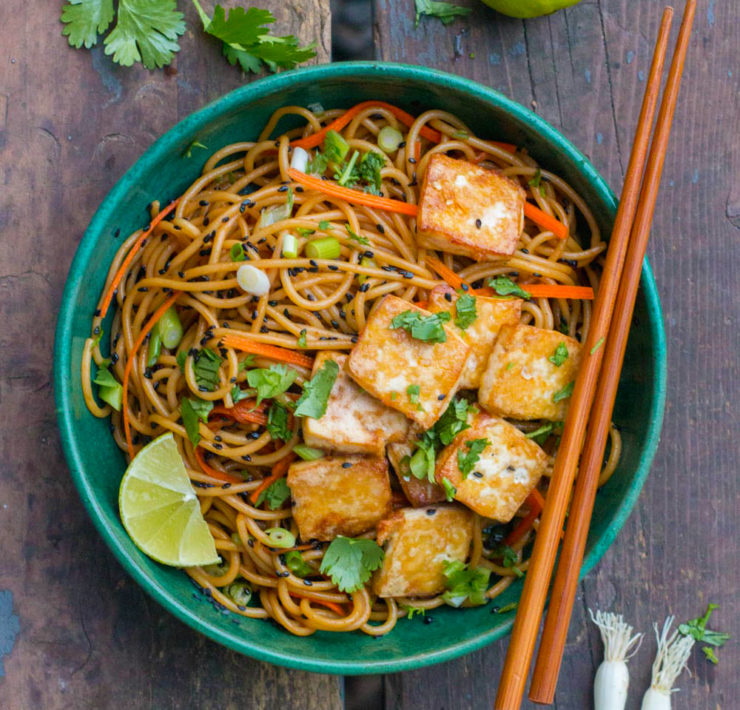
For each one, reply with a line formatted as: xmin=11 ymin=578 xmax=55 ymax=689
xmin=374 ymin=0 xmax=739 ymax=707
xmin=0 ymin=1 xmax=338 ymax=709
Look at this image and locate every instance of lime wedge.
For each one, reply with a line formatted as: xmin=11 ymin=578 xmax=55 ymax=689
xmin=119 ymin=433 xmax=219 ymax=567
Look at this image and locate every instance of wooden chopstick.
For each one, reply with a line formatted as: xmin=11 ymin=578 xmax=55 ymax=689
xmin=528 ymin=1 xmax=697 ymax=703
xmin=493 ymin=7 xmax=684 ymax=709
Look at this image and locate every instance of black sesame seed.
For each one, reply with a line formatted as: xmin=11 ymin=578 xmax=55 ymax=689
xmin=242 ymin=455 xmax=252 ymax=462
xmin=473 ymin=471 xmax=483 ymax=478
xmin=460 ymin=283 xmax=469 ymax=291
xmin=203 ymin=217 xmax=210 ymax=226
xmin=222 ymin=216 xmax=230 ymax=223
xmin=437 ymin=393 xmax=446 ymax=400
xmin=341 ymin=462 xmax=352 ymax=469
xmin=278 ymin=185 xmax=289 ymax=193
xmin=521 ymin=248 xmax=530 ymax=254
xmin=296 ymin=186 xmax=304 ymax=193
xmin=113 ymin=228 xmax=121 ymax=238
xmin=111 ymin=353 xmax=119 ymax=365
xmin=423 ymin=616 xmax=433 ymax=625
xmin=221 ymin=482 xmax=231 ymax=489
xmin=94 ymin=308 xmax=101 ymax=317
xmin=444 ymin=292 xmax=452 ymax=302
xmin=309 ymin=259 xmax=318 ymax=267
xmin=359 ymin=283 xmax=370 ymax=293
xmin=426 ymin=508 xmax=437 ymax=516
xmin=376 ymin=223 xmax=385 ymax=234
xmin=475 ymin=218 xmax=482 ymax=229
xmin=328 ymin=264 xmax=339 ymax=271
xmin=399 ymin=141 xmax=406 ymax=148
xmin=351 ymin=335 xmax=358 ymax=343
xmin=363 ymin=250 xmax=375 ymax=259
xmin=303 ymin=579 xmax=313 ymax=586
xmin=408 ymin=157 xmax=417 ymax=164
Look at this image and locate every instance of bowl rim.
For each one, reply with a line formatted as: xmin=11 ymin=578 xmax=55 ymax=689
xmin=54 ymin=60 xmax=667 ymax=675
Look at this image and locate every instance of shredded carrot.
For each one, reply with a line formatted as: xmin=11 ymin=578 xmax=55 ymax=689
xmin=121 ymin=292 xmax=181 ymax=455
xmin=289 ymin=592 xmax=346 ymax=617
xmin=291 ymin=100 xmax=442 ymax=149
xmin=425 ymin=256 xmax=466 ymax=291
xmin=210 ymin=399 xmax=268 ymax=426
xmin=414 ymin=140 xmax=421 ymax=162
xmin=505 ymin=490 xmax=545 ymax=546
xmin=221 ymin=332 xmax=314 ymax=369
xmin=524 ymin=284 xmax=594 ymax=300
xmin=98 ymin=199 xmax=179 ymax=319
xmin=194 ymin=446 xmax=243 ymax=484
xmin=287 ymin=169 xmax=419 ymax=216
xmin=249 ymin=452 xmax=296 ymax=504
xmin=425 ymin=255 xmax=594 ymax=300
xmin=523 ymin=201 xmax=569 ymax=240
xmin=414 ymin=300 xmax=428 ymax=310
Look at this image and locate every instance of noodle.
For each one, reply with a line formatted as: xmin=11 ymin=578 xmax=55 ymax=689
xmin=82 ymin=102 xmax=620 ymax=637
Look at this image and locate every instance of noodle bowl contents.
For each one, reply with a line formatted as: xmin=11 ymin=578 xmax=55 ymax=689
xmin=82 ymin=101 xmax=621 ymax=637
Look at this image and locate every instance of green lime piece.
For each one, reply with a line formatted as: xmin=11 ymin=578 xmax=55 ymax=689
xmin=479 ymin=0 xmax=581 ymax=19
xmin=119 ymin=433 xmax=219 ymax=567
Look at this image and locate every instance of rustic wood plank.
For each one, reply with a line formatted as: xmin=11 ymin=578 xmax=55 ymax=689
xmin=0 ymin=1 xmax=338 ymax=709
xmin=374 ymin=0 xmax=740 ymax=707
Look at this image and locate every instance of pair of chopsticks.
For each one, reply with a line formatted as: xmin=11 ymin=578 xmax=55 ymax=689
xmin=494 ymin=2 xmax=697 ymax=708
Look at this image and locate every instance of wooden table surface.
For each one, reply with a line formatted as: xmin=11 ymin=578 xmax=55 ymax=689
xmin=0 ymin=1 xmax=736 ymax=708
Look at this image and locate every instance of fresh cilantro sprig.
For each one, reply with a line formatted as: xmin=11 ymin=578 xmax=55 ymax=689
xmin=246 ymin=364 xmax=297 ymax=405
xmin=61 ymin=0 xmax=315 ymax=72
xmin=294 ymin=359 xmax=339 ymax=418
xmin=319 ymin=536 xmax=384 ymax=593
xmin=266 ymin=402 xmax=293 ymax=441
xmin=256 ymin=477 xmax=291 ymax=510
xmin=489 ymin=276 xmax=532 ymax=300
xmin=548 ymin=342 xmax=569 ymax=367
xmin=552 ymin=381 xmax=574 ymax=403
xmin=193 ymin=347 xmax=223 ymax=392
xmin=454 ymin=293 xmax=477 ymax=330
xmin=414 ymin=0 xmax=471 ymax=28
xmin=390 ymin=309 xmax=451 ymax=343
xmin=181 ymin=397 xmax=213 ymax=446
xmin=441 ymin=560 xmax=491 ymax=607
xmin=457 ymin=438 xmax=489 ymax=478
xmin=193 ymin=1 xmax=316 ymax=73
xmin=679 ymin=603 xmax=730 ymax=665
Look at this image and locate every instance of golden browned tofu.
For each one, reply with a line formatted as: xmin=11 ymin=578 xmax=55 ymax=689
xmin=302 ymin=352 xmax=409 ymax=456
xmin=435 ymin=412 xmax=547 ymax=522
xmin=387 ymin=426 xmax=445 ymax=507
xmin=478 ymin=323 xmax=582 ymax=421
xmin=417 ymin=154 xmax=525 ymax=261
xmin=287 ymin=456 xmax=392 ymax=541
xmin=428 ymin=285 xmax=522 ymax=390
xmin=347 ymin=295 xmax=470 ymax=429
xmin=373 ymin=505 xmax=474 ymax=597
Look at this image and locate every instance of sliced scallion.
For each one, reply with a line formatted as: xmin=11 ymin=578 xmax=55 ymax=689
xmin=158 ymin=307 xmax=183 ymax=349
xmin=146 ymin=329 xmax=162 ymax=367
xmin=282 ymin=234 xmax=300 ymax=259
xmin=305 ymin=237 xmax=340 ymax=260
xmin=378 ymin=125 xmax=403 ymax=153
xmin=265 ymin=527 xmax=296 ymax=549
xmin=237 ymin=264 xmax=270 ymax=296
xmin=358 ymin=256 xmax=377 ymax=284
xmin=293 ymin=444 xmax=325 ymax=461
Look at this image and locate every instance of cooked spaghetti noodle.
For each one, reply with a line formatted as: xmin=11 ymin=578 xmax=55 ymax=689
xmin=82 ymin=101 xmax=621 ymax=636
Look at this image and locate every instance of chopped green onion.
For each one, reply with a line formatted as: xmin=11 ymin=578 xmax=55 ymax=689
xmin=257 ymin=188 xmax=294 ymax=228
xmin=306 ymin=237 xmax=340 ymax=260
xmin=282 ymin=234 xmax=299 ymax=259
xmin=157 ymin=307 xmax=183 ymax=349
xmin=323 ymin=130 xmax=349 ymax=162
xmin=99 ymin=384 xmax=122 ymax=411
xmin=378 ymin=125 xmax=404 ymax=153
xmin=224 ymin=580 xmax=252 ymax=606
xmin=590 ymin=336 xmax=605 ymax=354
xmin=265 ymin=527 xmax=296 ymax=549
xmin=358 ymin=257 xmax=377 ymax=284
xmin=146 ymin=330 xmax=162 ymax=367
xmin=237 ymin=264 xmax=270 ymax=296
xmin=290 ymin=146 xmax=309 ymax=172
xmin=229 ymin=243 xmax=246 ymax=262
xmin=337 ymin=150 xmax=360 ymax=186
xmin=293 ymin=444 xmax=325 ymax=461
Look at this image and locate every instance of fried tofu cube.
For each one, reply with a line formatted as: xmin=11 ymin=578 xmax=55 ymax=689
xmin=435 ymin=412 xmax=547 ymax=522
xmin=478 ymin=323 xmax=582 ymax=421
xmin=373 ymin=505 xmax=474 ymax=597
xmin=428 ymin=285 xmax=522 ymax=390
xmin=302 ymin=352 xmax=409 ymax=456
xmin=347 ymin=295 xmax=470 ymax=429
xmin=387 ymin=426 xmax=445 ymax=507
xmin=417 ymin=154 xmax=525 ymax=261
xmin=287 ymin=456 xmax=392 ymax=541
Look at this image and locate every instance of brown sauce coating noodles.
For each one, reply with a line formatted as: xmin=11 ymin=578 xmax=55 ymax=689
xmin=81 ymin=103 xmax=620 ymax=636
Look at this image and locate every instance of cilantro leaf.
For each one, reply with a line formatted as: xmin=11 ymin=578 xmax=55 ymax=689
xmin=247 ymin=364 xmax=297 ymax=405
xmin=196 ymin=2 xmax=316 ymax=74
xmin=441 ymin=477 xmax=456 ymax=501
xmin=441 ymin=560 xmax=491 ymax=607
xmin=256 ymin=477 xmax=291 ymax=510
xmin=489 ymin=276 xmax=532 ymax=300
xmin=318 ymin=220 xmax=331 ymax=231
xmin=358 ymin=151 xmax=385 ymax=194
xmin=319 ymin=536 xmax=384 ymax=593
xmin=266 ymin=402 xmax=292 ymax=441
xmin=181 ymin=397 xmax=213 ymax=446
xmin=345 ymin=223 xmax=370 ymax=246
xmin=548 ymin=342 xmax=569 ymax=367
xmin=297 ymin=329 xmax=307 ymax=349
xmin=491 ymin=543 xmax=524 ymax=577
xmin=104 ymin=0 xmax=185 ymax=69
xmin=238 ymin=354 xmax=256 ymax=372
xmin=414 ymin=0 xmax=471 ymax=28
xmin=435 ymin=397 xmax=473 ymax=445
xmin=193 ymin=347 xmax=223 ymax=392
xmin=294 ymin=359 xmax=339 ymax=419
xmin=679 ymin=603 xmax=730 ymax=665
xmin=457 ymin=438 xmax=489 ymax=478
xmin=230 ymin=385 xmax=249 ymax=403
xmin=390 ymin=309 xmax=451 ymax=343
xmin=552 ymin=382 xmax=574 ymax=403
xmin=406 ymin=384 xmax=420 ymax=404
xmin=307 ymin=151 xmax=330 ymax=175
xmin=401 ymin=604 xmax=426 ymax=619
xmin=525 ymin=423 xmax=554 ymax=446
xmin=61 ymin=0 xmax=115 ymax=49
xmin=284 ymin=550 xmax=313 ymax=577
xmin=184 ymin=140 xmax=208 ymax=158
xmin=528 ymin=168 xmax=545 ymax=195
xmin=176 ymin=350 xmax=187 ymax=372
xmin=455 ymin=293 xmax=478 ymax=330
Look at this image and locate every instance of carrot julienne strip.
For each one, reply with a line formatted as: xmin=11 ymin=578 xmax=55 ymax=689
xmin=221 ymin=332 xmax=314 ymax=369
xmin=249 ymin=452 xmax=296 ymax=504
xmin=287 ymin=169 xmax=419 ymax=216
xmin=98 ymin=199 xmax=179 ymax=319
xmin=290 ymin=592 xmax=346 ymax=617
xmin=194 ymin=446 xmax=243 ymax=484
xmin=122 ymin=291 xmax=181 ymax=455
xmin=291 ymin=101 xmax=442 ymax=149
xmin=523 ymin=201 xmax=569 ymax=240
xmin=210 ymin=399 xmax=268 ymax=426
xmin=425 ymin=256 xmax=594 ymax=301
xmin=505 ymin=490 xmax=545 ymax=546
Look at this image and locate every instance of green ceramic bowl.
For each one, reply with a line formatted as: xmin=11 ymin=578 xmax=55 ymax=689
xmin=54 ymin=62 xmax=666 ymax=675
